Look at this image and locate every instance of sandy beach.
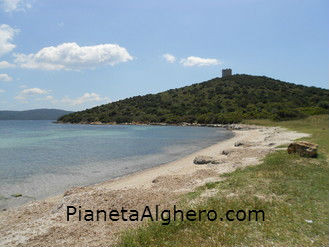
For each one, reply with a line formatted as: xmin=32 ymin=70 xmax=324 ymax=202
xmin=0 ymin=125 xmax=308 ymax=247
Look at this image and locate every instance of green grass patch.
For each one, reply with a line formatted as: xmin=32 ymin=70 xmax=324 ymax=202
xmin=11 ymin=193 xmax=22 ymax=198
xmin=119 ymin=115 xmax=329 ymax=247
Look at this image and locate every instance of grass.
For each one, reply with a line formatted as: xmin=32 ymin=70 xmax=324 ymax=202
xmin=11 ymin=193 xmax=22 ymax=198
xmin=244 ymin=115 xmax=329 ymax=155
xmin=118 ymin=115 xmax=329 ymax=247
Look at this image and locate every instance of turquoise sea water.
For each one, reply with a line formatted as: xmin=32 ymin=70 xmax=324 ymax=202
xmin=0 ymin=120 xmax=233 ymax=209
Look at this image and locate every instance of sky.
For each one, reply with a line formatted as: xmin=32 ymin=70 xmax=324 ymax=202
xmin=0 ymin=0 xmax=328 ymax=111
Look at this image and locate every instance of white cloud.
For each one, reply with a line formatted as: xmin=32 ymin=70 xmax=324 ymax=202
xmin=163 ymin=53 xmax=176 ymax=63
xmin=60 ymin=92 xmax=110 ymax=106
xmin=0 ymin=73 xmax=13 ymax=81
xmin=14 ymin=89 xmax=108 ymax=108
xmin=0 ymin=89 xmax=5 ymax=93
xmin=0 ymin=0 xmax=32 ymax=12
xmin=45 ymin=95 xmax=54 ymax=100
xmin=0 ymin=60 xmax=15 ymax=68
xmin=14 ymin=42 xmax=133 ymax=70
xmin=15 ymin=87 xmax=50 ymax=100
xmin=0 ymin=24 xmax=19 ymax=56
xmin=180 ymin=56 xmax=220 ymax=67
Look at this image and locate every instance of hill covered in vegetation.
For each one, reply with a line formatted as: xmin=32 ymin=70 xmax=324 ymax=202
xmin=58 ymin=75 xmax=328 ymax=124
xmin=0 ymin=109 xmax=73 ymax=120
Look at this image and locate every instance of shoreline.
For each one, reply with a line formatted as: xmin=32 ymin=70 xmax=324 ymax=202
xmin=0 ymin=124 xmax=233 ymax=210
xmin=54 ymin=120 xmax=247 ymax=130
xmin=0 ymin=124 xmax=309 ymax=247
xmin=1 ymin=128 xmax=235 ymax=210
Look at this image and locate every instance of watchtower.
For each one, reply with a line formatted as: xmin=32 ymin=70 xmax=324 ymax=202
xmin=222 ymin=68 xmax=232 ymax=77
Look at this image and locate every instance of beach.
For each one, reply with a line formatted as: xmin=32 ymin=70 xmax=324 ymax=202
xmin=0 ymin=124 xmax=308 ymax=247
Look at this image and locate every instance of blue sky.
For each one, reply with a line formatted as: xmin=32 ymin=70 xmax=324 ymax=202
xmin=0 ymin=0 xmax=328 ymax=111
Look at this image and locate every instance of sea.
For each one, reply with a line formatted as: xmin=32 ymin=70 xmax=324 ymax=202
xmin=0 ymin=120 xmax=233 ymax=209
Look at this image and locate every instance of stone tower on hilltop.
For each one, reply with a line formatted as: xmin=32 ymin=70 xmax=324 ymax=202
xmin=222 ymin=68 xmax=232 ymax=77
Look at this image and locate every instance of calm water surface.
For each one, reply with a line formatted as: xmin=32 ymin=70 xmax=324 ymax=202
xmin=0 ymin=120 xmax=233 ymax=209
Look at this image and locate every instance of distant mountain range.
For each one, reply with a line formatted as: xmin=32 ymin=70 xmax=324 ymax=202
xmin=58 ymin=74 xmax=329 ymax=124
xmin=0 ymin=109 xmax=73 ymax=120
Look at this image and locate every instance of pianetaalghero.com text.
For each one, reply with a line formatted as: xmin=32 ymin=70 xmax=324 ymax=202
xmin=66 ymin=205 xmax=265 ymax=225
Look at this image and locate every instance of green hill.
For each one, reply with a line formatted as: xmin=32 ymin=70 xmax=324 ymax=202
xmin=58 ymin=75 xmax=329 ymax=124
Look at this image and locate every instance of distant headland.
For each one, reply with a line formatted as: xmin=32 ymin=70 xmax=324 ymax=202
xmin=0 ymin=109 xmax=73 ymax=120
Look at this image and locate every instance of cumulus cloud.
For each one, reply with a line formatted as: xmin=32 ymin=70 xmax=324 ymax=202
xmin=0 ymin=24 xmax=19 ymax=56
xmin=15 ymin=87 xmax=50 ymax=100
xmin=0 ymin=73 xmax=13 ymax=81
xmin=0 ymin=0 xmax=32 ymax=12
xmin=59 ymin=92 xmax=110 ymax=106
xmin=14 ymin=89 xmax=109 ymax=108
xmin=14 ymin=42 xmax=133 ymax=70
xmin=0 ymin=89 xmax=5 ymax=93
xmin=163 ymin=53 xmax=176 ymax=63
xmin=45 ymin=95 xmax=54 ymax=100
xmin=0 ymin=60 xmax=15 ymax=68
xmin=180 ymin=56 xmax=220 ymax=67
